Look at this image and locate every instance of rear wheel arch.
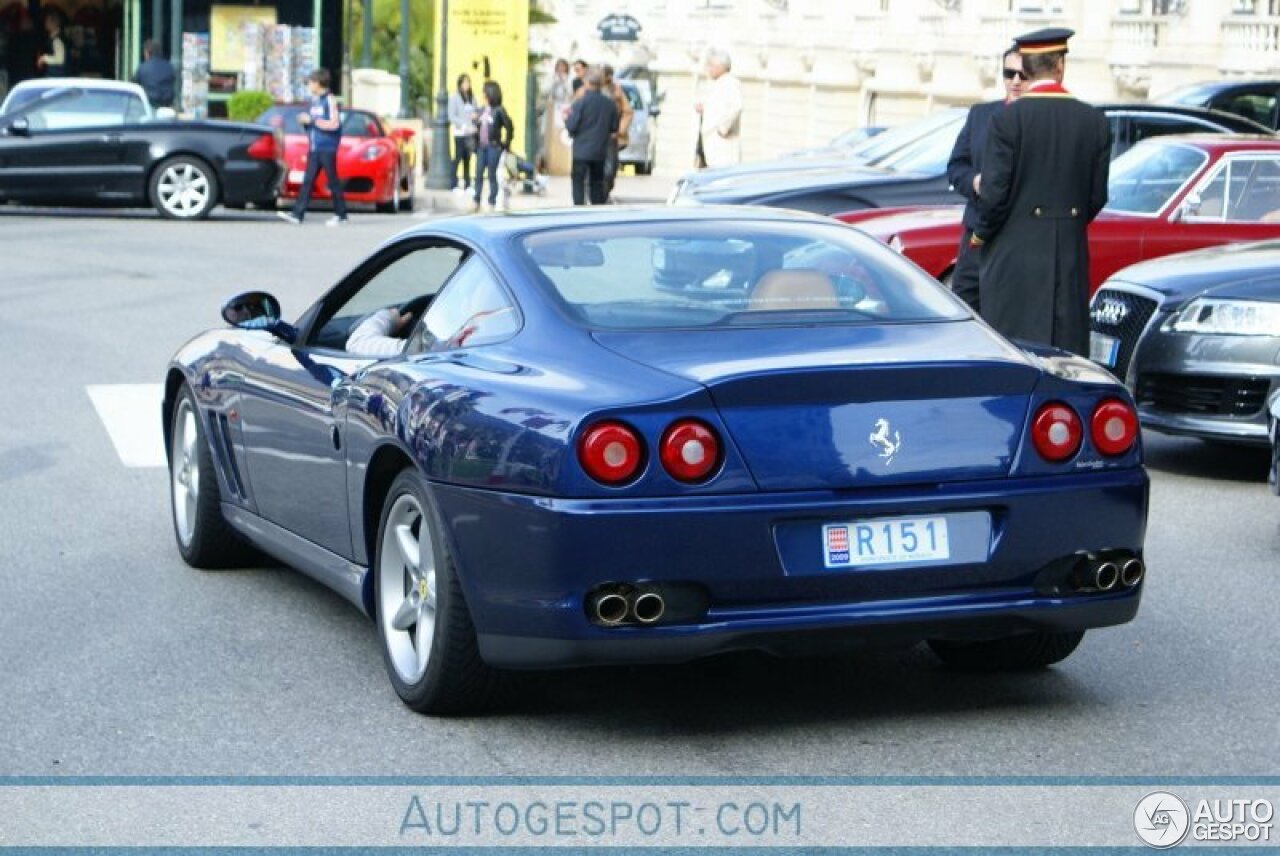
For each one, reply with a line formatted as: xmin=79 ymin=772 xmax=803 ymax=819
xmin=162 ymin=368 xmax=190 ymax=457
xmin=361 ymin=444 xmax=417 ymax=613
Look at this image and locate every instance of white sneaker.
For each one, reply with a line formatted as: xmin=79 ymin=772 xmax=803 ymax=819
xmin=277 ymin=211 xmax=301 ymax=224
xmin=452 ymin=185 xmax=466 ymax=195
xmin=325 ymin=215 xmax=348 ymax=227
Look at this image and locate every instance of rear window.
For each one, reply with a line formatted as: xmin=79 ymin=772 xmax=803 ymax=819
xmin=257 ymin=106 xmax=383 ymax=137
xmin=518 ymin=221 xmax=965 ymax=330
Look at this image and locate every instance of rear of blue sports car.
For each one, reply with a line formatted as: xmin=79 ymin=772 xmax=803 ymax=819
xmin=431 ymin=219 xmax=1150 ymax=671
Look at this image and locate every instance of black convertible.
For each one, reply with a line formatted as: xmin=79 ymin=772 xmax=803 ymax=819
xmin=0 ymin=80 xmax=283 ymax=219
xmin=675 ymin=104 xmax=1272 ymax=215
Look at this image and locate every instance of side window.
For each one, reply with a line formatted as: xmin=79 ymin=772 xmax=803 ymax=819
xmin=311 ymin=244 xmax=465 ymax=350
xmin=1212 ymin=92 xmax=1278 ymax=130
xmin=25 ymin=90 xmax=132 ymax=130
xmin=1190 ymin=157 xmax=1280 ymax=222
xmin=1129 ymin=114 xmax=1212 ymax=148
xmin=416 ymin=257 xmax=519 ymax=352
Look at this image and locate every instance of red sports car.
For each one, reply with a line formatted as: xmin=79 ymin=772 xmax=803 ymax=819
xmin=258 ymin=105 xmax=416 ymax=213
xmin=842 ymin=135 xmax=1280 ymax=295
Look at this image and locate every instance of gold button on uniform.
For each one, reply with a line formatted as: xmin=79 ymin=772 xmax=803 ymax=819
xmin=1034 ymin=207 xmax=1042 ymax=216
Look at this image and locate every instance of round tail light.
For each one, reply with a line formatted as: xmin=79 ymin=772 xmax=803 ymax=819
xmin=1091 ymin=398 xmax=1139 ymax=456
xmin=578 ymin=421 xmax=644 ymax=485
xmin=1032 ymin=402 xmax=1082 ymax=462
xmin=659 ymin=419 xmax=721 ymax=483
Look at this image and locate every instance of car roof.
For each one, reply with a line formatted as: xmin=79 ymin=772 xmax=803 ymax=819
xmin=1134 ymin=133 xmax=1280 ymax=153
xmin=8 ymin=77 xmax=146 ymax=95
xmin=402 ymin=205 xmax=837 ymax=243
xmin=1096 ymin=101 xmax=1273 ymax=133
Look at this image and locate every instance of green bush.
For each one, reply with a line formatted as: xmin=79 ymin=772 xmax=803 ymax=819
xmin=228 ymin=90 xmax=275 ymax=123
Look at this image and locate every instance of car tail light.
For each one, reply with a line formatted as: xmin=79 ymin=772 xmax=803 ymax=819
xmin=1031 ymin=402 xmax=1082 ymax=462
xmin=246 ymin=132 xmax=277 ymax=161
xmin=660 ymin=419 xmax=720 ymax=483
xmin=579 ymin=421 xmax=644 ymax=485
xmin=1091 ymin=398 xmax=1138 ymax=456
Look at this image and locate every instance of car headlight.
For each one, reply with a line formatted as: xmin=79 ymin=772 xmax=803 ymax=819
xmin=1162 ymin=298 xmax=1280 ymax=336
xmin=362 ymin=144 xmax=386 ymax=161
xmin=888 ymin=234 xmax=904 ymax=254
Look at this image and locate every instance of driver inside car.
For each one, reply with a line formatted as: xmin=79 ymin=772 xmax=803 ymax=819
xmin=346 ymin=307 xmax=415 ymax=356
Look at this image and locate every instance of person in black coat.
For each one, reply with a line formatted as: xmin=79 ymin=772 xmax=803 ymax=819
xmin=944 ymin=45 xmax=1026 ymax=312
xmin=971 ymin=28 xmax=1110 ymax=356
xmin=564 ymin=65 xmax=618 ymax=205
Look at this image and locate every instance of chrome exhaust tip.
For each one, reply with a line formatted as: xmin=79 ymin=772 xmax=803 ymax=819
xmin=631 ymin=591 xmax=666 ymax=624
xmin=591 ymin=591 xmax=629 ymax=626
xmin=1095 ymin=561 xmax=1120 ymax=592
xmin=1121 ymin=558 xmax=1144 ymax=587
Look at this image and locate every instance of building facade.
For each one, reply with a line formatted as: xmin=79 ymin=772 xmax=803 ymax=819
xmin=532 ymin=0 xmax=1280 ymax=176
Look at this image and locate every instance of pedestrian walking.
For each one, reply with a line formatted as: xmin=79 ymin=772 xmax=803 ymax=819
xmin=449 ymin=73 xmax=478 ymax=194
xmin=277 ymin=68 xmax=348 ymax=226
xmin=134 ymin=40 xmax=176 ymax=109
xmin=473 ymin=80 xmax=514 ymax=211
xmin=971 ymin=28 xmax=1110 ymax=355
xmin=944 ymin=45 xmax=1026 ymax=312
xmin=564 ymin=65 xmax=618 ymax=206
xmin=601 ymin=64 xmax=634 ymax=200
xmin=695 ymin=48 xmax=742 ymax=169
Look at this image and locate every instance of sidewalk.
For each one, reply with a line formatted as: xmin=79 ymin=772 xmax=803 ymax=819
xmin=417 ymin=170 xmax=676 ymax=215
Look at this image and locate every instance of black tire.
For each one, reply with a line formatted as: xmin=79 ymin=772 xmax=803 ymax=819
xmin=376 ymin=168 xmax=400 ymax=214
xmin=398 ymin=170 xmax=415 ymax=212
xmin=374 ymin=469 xmax=503 ymax=714
xmin=149 ymin=155 xmax=220 ymax=220
xmin=927 ymin=630 xmax=1085 ymax=672
xmin=1269 ymin=417 xmax=1279 ymax=496
xmin=168 ymin=386 xmax=254 ymax=568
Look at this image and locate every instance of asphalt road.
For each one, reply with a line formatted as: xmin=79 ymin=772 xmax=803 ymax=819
xmin=1 ymin=205 xmax=1276 ymax=778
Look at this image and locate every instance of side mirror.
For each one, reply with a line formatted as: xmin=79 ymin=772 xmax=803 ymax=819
xmin=222 ymin=291 xmax=282 ymax=328
xmin=6 ymin=117 xmax=30 ymax=136
xmin=1173 ymin=192 xmax=1202 ymax=223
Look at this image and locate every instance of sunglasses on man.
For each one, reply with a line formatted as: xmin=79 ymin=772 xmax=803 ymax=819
xmin=1003 ymin=68 xmax=1028 ymax=81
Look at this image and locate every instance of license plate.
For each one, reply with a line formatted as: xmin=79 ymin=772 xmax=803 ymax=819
xmin=288 ymin=169 xmax=305 ymax=183
xmin=823 ymin=516 xmax=950 ymax=568
xmin=1090 ymin=332 xmax=1120 ymax=368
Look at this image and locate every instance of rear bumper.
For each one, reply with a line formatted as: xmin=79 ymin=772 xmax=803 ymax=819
xmin=221 ymin=160 xmax=284 ymax=204
xmin=432 ymin=469 xmax=1149 ymax=669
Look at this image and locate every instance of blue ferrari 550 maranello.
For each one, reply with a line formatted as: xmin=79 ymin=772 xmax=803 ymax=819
xmin=164 ymin=207 xmax=1149 ymax=714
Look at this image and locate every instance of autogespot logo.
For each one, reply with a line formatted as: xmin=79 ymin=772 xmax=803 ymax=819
xmin=1135 ymin=792 xmax=1191 ymax=849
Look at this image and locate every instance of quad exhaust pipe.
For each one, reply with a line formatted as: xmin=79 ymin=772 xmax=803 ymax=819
xmin=1070 ymin=554 xmax=1144 ymax=593
xmin=1120 ymin=558 xmax=1145 ymax=588
xmin=1094 ymin=560 xmax=1119 ymax=592
xmin=587 ymin=585 xmax=666 ymax=627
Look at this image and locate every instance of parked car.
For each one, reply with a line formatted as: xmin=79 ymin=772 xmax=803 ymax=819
xmin=845 ymin=135 xmax=1280 ymax=292
xmin=1156 ymin=79 xmax=1280 ymax=131
xmin=674 ymin=104 xmax=1271 ymax=214
xmin=618 ymin=79 xmax=657 ymax=175
xmin=669 ymin=108 xmax=967 ymax=203
xmin=165 ymin=206 xmax=1148 ymax=714
xmin=258 ymin=105 xmax=415 ymax=213
xmin=1089 ymin=240 xmax=1280 ymax=446
xmin=0 ymin=78 xmax=283 ymax=219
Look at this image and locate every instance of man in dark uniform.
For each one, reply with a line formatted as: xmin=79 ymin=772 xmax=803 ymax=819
xmin=971 ymin=28 xmax=1110 ymax=355
xmin=945 ymin=45 xmax=1026 ymax=312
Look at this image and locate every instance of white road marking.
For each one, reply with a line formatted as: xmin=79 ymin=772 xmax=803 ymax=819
xmin=87 ymin=384 xmax=167 ymax=468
